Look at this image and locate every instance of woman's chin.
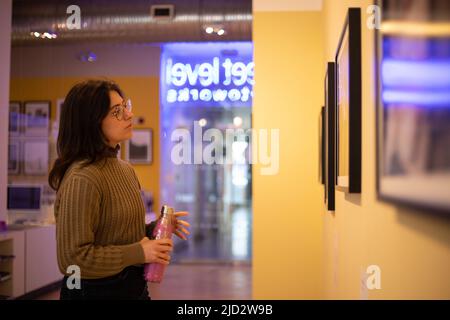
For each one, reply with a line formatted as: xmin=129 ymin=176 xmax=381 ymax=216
xmin=124 ymin=131 xmax=133 ymax=140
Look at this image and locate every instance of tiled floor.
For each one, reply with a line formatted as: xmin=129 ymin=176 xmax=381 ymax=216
xmin=34 ymin=263 xmax=252 ymax=300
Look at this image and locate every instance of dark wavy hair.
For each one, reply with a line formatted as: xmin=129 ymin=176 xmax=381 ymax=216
xmin=48 ymin=79 xmax=124 ymax=191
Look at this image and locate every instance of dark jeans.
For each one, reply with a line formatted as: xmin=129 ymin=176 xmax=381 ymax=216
xmin=60 ymin=266 xmax=150 ymax=300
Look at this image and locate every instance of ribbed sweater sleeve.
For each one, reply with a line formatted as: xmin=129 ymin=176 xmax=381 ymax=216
xmin=57 ymin=174 xmax=145 ymax=279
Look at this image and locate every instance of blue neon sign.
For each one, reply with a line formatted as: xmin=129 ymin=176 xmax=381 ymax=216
xmin=161 ymin=42 xmax=254 ymax=108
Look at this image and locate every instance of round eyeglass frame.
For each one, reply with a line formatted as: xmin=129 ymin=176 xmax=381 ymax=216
xmin=111 ymin=99 xmax=132 ymax=121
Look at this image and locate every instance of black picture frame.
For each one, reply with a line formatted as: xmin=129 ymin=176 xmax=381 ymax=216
xmin=324 ymin=62 xmax=336 ymax=212
xmin=375 ymin=0 xmax=450 ymax=214
xmin=335 ymin=7 xmax=362 ymax=193
xmin=319 ymin=106 xmax=325 ymax=186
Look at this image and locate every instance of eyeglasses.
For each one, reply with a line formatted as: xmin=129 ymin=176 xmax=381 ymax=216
xmin=111 ymin=99 xmax=132 ymax=121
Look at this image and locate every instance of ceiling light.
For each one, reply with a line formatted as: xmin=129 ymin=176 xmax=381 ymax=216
xmin=233 ymin=116 xmax=243 ymax=127
xmin=217 ymin=29 xmax=225 ymax=36
xmin=198 ymin=118 xmax=207 ymax=127
xmin=205 ymin=27 xmax=214 ymax=34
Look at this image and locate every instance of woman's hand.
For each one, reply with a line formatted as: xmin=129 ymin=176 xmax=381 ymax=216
xmin=172 ymin=211 xmax=191 ymax=240
xmin=139 ymin=237 xmax=173 ymax=264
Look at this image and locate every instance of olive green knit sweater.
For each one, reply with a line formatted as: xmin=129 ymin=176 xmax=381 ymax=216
xmin=54 ymin=152 xmax=147 ymax=279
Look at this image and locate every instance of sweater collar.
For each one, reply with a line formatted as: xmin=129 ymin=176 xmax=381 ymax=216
xmin=105 ymin=144 xmax=120 ymax=158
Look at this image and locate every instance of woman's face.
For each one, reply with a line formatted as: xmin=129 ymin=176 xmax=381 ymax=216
xmin=101 ymin=90 xmax=133 ymax=147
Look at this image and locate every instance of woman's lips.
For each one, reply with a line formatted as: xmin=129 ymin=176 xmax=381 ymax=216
xmin=125 ymin=123 xmax=132 ymax=129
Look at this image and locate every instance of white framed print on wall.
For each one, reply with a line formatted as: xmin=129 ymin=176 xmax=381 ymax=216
xmin=23 ymin=140 xmax=49 ymax=176
xmin=56 ymin=98 xmax=64 ymax=126
xmin=8 ymin=140 xmax=20 ymax=175
xmin=9 ymin=101 xmax=21 ymax=136
xmin=125 ymin=129 xmax=153 ymax=164
xmin=24 ymin=101 xmax=50 ymax=137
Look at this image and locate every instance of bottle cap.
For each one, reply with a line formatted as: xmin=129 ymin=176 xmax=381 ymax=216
xmin=161 ymin=205 xmax=174 ymax=216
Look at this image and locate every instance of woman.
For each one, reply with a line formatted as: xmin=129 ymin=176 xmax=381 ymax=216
xmin=49 ymin=79 xmax=190 ymax=300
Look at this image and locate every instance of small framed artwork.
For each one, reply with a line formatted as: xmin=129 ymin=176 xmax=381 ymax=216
xmin=8 ymin=140 xmax=20 ymax=175
xmin=23 ymin=101 xmax=51 ymax=137
xmin=23 ymin=140 xmax=49 ymax=176
xmin=56 ymin=98 xmax=65 ymax=126
xmin=319 ymin=106 xmax=325 ymax=186
xmin=335 ymin=7 xmax=362 ymax=193
xmin=324 ymin=62 xmax=336 ymax=211
xmin=9 ymin=101 xmax=21 ymax=136
xmin=376 ymin=0 xmax=450 ymax=213
xmin=126 ymin=129 xmax=153 ymax=164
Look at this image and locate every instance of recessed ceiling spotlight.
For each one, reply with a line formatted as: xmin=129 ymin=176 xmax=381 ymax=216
xmin=233 ymin=116 xmax=243 ymax=127
xmin=205 ymin=26 xmax=214 ymax=34
xmin=198 ymin=118 xmax=207 ymax=127
xmin=217 ymin=29 xmax=225 ymax=36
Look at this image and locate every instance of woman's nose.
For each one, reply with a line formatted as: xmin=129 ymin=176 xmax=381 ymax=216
xmin=124 ymin=109 xmax=133 ymax=120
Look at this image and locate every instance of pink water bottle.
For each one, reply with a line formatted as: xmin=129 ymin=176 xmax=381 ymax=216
xmin=144 ymin=205 xmax=175 ymax=283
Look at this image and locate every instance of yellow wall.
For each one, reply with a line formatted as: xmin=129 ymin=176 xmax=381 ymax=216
xmin=252 ymin=11 xmax=325 ymax=299
xmin=322 ymin=0 xmax=450 ymax=299
xmin=253 ymin=1 xmax=450 ymax=300
xmin=10 ymin=76 xmax=160 ymax=211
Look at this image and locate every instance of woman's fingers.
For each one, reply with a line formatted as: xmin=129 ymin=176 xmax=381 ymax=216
xmin=157 ymin=244 xmax=173 ymax=252
xmin=177 ymin=225 xmax=190 ymax=235
xmin=174 ymin=211 xmax=189 ymax=217
xmin=157 ymin=258 xmax=170 ymax=265
xmin=158 ymin=252 xmax=171 ymax=261
xmin=177 ymin=220 xmax=190 ymax=227
xmin=173 ymin=212 xmax=190 ymax=236
xmin=174 ymin=230 xmax=187 ymax=240
xmin=156 ymin=238 xmax=173 ymax=247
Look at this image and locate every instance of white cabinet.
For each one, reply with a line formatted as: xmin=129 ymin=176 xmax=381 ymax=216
xmin=0 ymin=230 xmax=25 ymax=298
xmin=1 ymin=225 xmax=61 ymax=298
xmin=11 ymin=231 xmax=25 ymax=297
xmin=25 ymin=225 xmax=61 ymax=293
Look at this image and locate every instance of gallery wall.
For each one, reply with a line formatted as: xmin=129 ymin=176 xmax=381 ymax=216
xmin=9 ymin=44 xmax=162 ymax=212
xmin=253 ymin=0 xmax=450 ymax=299
xmin=322 ymin=0 xmax=450 ymax=299
xmin=252 ymin=2 xmax=325 ymax=298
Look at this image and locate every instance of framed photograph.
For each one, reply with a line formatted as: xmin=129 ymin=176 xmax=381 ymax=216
xmin=23 ymin=140 xmax=49 ymax=176
xmin=56 ymin=98 xmax=64 ymax=126
xmin=8 ymin=140 xmax=20 ymax=175
xmin=324 ymin=62 xmax=336 ymax=211
xmin=319 ymin=106 xmax=325 ymax=186
xmin=335 ymin=7 xmax=362 ymax=193
xmin=9 ymin=101 xmax=21 ymax=136
xmin=376 ymin=0 xmax=450 ymax=213
xmin=126 ymin=129 xmax=153 ymax=164
xmin=23 ymin=101 xmax=51 ymax=136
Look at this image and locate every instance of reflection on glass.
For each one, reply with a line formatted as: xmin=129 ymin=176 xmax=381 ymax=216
xmin=160 ymin=42 xmax=253 ymax=262
xmin=382 ymin=37 xmax=450 ymax=177
xmin=378 ymin=0 xmax=450 ymax=210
